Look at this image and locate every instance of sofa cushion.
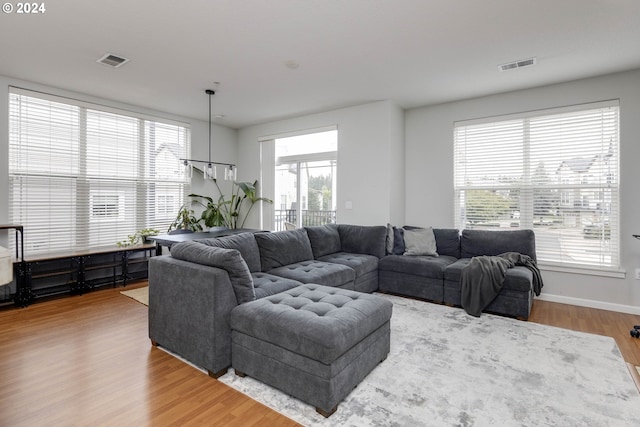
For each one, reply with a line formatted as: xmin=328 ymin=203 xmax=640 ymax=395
xmin=254 ymin=228 xmax=314 ymax=271
xmin=267 ymin=260 xmax=356 ymax=288
xmin=444 ymin=258 xmax=533 ymax=293
xmin=305 ymin=224 xmax=342 ymax=258
xmin=338 ymin=224 xmax=387 ymax=258
xmin=317 ymin=252 xmax=379 ymax=278
xmin=379 ymin=254 xmax=457 ymax=279
xmin=170 ymin=241 xmax=255 ymax=304
xmin=196 ymin=232 xmax=261 ymax=272
xmin=403 ymin=226 xmax=438 ymax=256
xmin=433 ymin=228 xmax=461 ymax=258
xmin=251 ymin=272 xmax=302 ymax=299
xmin=461 ymin=229 xmax=536 ymax=261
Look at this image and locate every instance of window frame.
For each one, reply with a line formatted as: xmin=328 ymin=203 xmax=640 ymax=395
xmin=453 ymin=100 xmax=620 ymax=273
xmin=8 ymin=87 xmax=191 ymax=255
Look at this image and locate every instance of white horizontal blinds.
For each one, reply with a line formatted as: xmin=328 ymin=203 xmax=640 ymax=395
xmin=8 ymin=88 xmax=191 ymax=255
xmin=143 ymin=121 xmax=190 ymax=232
xmin=528 ymin=106 xmax=619 ymax=268
xmin=84 ymin=109 xmax=139 ymax=247
xmin=9 ymin=94 xmax=81 ymax=253
xmin=454 ymin=119 xmax=524 ymax=229
xmin=454 ymin=101 xmax=620 ymax=270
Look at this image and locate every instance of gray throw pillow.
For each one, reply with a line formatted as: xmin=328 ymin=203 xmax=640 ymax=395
xmin=170 ymin=241 xmax=256 ymax=304
xmin=403 ymin=226 xmax=439 ymax=257
xmin=392 ymin=226 xmax=405 ymax=255
xmin=386 ymin=223 xmax=394 ymax=255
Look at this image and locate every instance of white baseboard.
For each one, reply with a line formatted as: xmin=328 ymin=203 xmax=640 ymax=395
xmin=537 ymin=293 xmax=640 ymax=315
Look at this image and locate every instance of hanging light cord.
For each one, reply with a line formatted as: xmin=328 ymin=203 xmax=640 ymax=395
xmin=207 ymin=88 xmax=213 ymax=164
xmin=179 ymin=88 xmax=236 ymax=173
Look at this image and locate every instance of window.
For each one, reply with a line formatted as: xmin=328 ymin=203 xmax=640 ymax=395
xmin=8 ymin=88 xmax=191 ymax=255
xmin=90 ymin=195 xmax=122 ymax=220
xmin=454 ymin=101 xmax=619 ymax=271
xmin=274 ymin=130 xmax=337 ymax=230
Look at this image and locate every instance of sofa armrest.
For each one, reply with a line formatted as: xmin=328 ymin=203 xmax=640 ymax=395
xmin=148 ymin=255 xmax=238 ymax=377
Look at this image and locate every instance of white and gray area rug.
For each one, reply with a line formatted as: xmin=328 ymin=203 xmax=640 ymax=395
xmin=218 ymin=293 xmax=640 ymax=426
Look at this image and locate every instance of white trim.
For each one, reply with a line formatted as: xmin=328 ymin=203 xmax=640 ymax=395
xmin=454 ymin=99 xmax=619 ymax=127
xmin=257 ymin=124 xmax=337 ymax=142
xmin=536 ymin=292 xmax=640 ymax=315
xmin=276 ymin=151 xmax=337 ymax=165
xmin=9 ymin=86 xmax=190 ymax=128
xmin=540 ymin=264 xmax=626 ymax=279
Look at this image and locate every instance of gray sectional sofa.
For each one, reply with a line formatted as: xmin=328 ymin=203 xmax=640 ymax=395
xmin=148 ymin=224 xmax=541 ymax=415
xmin=379 ymin=227 xmax=539 ymax=319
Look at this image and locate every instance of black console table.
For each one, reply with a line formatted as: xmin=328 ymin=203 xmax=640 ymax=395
xmin=22 ymin=244 xmax=155 ymax=304
xmin=149 ymin=227 xmax=261 ymax=255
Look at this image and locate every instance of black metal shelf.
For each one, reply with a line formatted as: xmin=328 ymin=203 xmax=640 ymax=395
xmin=22 ymin=244 xmax=155 ymax=305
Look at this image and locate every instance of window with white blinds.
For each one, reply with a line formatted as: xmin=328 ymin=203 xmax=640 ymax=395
xmin=454 ymin=100 xmax=619 ymax=270
xmin=8 ymin=87 xmax=191 ymax=255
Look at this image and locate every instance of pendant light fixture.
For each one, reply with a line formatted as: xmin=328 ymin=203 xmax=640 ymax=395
xmin=180 ymin=87 xmax=236 ymax=181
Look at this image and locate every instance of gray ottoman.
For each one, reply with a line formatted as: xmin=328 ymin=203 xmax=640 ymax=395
xmin=229 ymin=283 xmax=393 ymax=417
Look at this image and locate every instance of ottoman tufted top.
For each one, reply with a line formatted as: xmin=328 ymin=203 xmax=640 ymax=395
xmin=230 ymin=283 xmax=393 ymax=364
xmin=266 ymin=260 xmax=355 ymax=288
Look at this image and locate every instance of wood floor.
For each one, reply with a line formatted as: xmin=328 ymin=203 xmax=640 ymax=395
xmin=1 ymin=282 xmax=639 ymax=427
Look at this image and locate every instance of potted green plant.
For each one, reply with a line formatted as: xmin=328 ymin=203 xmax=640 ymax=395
xmin=117 ymin=228 xmax=160 ymax=247
xmin=190 ymin=179 xmax=272 ymax=229
xmin=167 ymin=204 xmax=203 ymax=233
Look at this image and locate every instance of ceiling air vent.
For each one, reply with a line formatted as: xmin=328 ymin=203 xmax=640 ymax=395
xmin=498 ymin=57 xmax=536 ymax=72
xmin=97 ymin=53 xmax=130 ymax=68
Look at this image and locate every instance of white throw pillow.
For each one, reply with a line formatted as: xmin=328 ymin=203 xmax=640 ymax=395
xmin=403 ymin=227 xmax=439 ymax=257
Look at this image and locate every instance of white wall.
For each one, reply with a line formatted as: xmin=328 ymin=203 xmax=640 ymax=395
xmin=0 ymin=74 xmax=237 ymax=244
xmin=237 ymin=100 xmax=405 ymax=229
xmin=405 ymin=69 xmax=640 ymax=314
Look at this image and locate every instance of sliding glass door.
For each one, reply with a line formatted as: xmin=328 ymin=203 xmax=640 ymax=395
xmin=273 ymin=129 xmax=337 ymax=231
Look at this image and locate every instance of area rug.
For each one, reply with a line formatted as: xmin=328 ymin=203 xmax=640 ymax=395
xmin=218 ymin=293 xmax=640 ymax=426
xmin=120 ymin=286 xmax=148 ymax=306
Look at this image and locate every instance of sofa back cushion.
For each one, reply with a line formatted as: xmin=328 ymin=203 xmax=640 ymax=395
xmin=170 ymin=241 xmax=256 ymax=304
xmin=337 ymin=224 xmax=387 ymax=258
xmin=305 ymin=224 xmax=342 ymax=258
xmin=196 ymin=232 xmax=261 ymax=272
xmin=461 ymin=229 xmax=536 ymax=261
xmin=254 ymin=228 xmax=314 ymax=271
xmin=433 ymin=228 xmax=461 ymax=258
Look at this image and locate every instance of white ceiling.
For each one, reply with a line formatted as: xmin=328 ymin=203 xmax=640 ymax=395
xmin=1 ymin=0 xmax=639 ymax=128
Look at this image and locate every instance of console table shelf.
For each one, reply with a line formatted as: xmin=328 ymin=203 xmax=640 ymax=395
xmin=21 ymin=244 xmax=155 ymax=305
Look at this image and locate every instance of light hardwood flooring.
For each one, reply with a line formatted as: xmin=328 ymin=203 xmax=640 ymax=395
xmin=1 ymin=282 xmax=639 ymax=426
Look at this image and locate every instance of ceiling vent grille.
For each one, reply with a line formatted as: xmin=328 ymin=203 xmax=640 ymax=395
xmin=498 ymin=57 xmax=536 ymax=72
xmin=97 ymin=53 xmax=130 ymax=68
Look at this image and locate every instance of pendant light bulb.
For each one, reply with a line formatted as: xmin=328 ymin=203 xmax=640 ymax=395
xmin=183 ymin=160 xmax=193 ymax=179
xmin=205 ymin=163 xmax=214 ymax=180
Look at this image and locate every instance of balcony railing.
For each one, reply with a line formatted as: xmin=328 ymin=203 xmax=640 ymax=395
xmin=274 ymin=209 xmax=336 ymax=231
